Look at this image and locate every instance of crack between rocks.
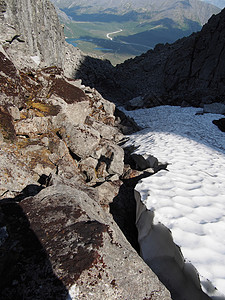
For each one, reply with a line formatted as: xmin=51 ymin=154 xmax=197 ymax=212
xmin=6 ymin=35 xmax=25 ymax=44
xmin=187 ymin=36 xmax=198 ymax=82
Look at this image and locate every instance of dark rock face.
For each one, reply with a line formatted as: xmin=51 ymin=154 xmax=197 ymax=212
xmin=163 ymin=9 xmax=225 ymax=106
xmin=0 ymin=201 xmax=69 ymax=300
xmin=120 ymin=8 xmax=225 ymax=107
xmin=0 ymin=184 xmax=171 ymax=299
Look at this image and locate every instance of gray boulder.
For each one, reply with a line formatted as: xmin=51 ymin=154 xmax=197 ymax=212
xmin=100 ymin=140 xmax=124 ymax=176
xmin=127 ymin=96 xmax=145 ymax=110
xmin=59 ymin=123 xmax=101 ymax=160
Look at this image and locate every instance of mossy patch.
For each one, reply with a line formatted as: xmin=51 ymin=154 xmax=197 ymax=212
xmin=25 ymin=100 xmax=60 ymax=116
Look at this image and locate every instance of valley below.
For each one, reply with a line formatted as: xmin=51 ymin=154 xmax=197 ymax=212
xmin=53 ymin=0 xmax=221 ymax=64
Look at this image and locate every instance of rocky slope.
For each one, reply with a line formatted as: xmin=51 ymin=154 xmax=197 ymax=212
xmin=0 ymin=0 xmax=173 ymax=298
xmin=75 ymin=8 xmax=225 ymax=108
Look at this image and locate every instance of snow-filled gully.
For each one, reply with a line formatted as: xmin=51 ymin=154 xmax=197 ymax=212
xmin=135 ymin=189 xmax=212 ymax=300
xmin=122 ymin=106 xmax=225 ymax=300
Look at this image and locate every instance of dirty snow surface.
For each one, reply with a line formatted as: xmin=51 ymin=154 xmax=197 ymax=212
xmin=123 ymin=106 xmax=225 ymax=296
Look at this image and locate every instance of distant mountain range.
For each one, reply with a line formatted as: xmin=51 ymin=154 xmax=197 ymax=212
xmin=51 ymin=0 xmax=220 ymax=25
xmin=50 ymin=0 xmax=221 ymax=64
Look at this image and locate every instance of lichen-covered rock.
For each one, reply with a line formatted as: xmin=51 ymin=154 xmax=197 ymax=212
xmin=0 ymin=184 xmax=171 ymax=299
xmin=0 ymin=51 xmax=24 ymax=107
xmin=0 ymin=147 xmax=38 ymax=198
xmin=14 ymin=116 xmax=52 ymax=136
xmin=98 ymin=140 xmax=124 ymax=177
xmin=79 ymin=157 xmax=98 ymax=183
xmin=0 ymin=1 xmax=172 ymax=298
xmin=85 ymin=116 xmax=124 ymax=142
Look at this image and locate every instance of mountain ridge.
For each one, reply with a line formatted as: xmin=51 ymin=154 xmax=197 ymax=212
xmin=51 ymin=0 xmax=220 ymax=25
xmin=50 ymin=0 xmax=220 ymax=64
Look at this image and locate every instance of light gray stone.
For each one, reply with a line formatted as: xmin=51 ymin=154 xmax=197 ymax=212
xmin=0 ymin=0 xmax=65 ymax=69
xmin=79 ymin=157 xmax=98 ymax=183
xmin=7 ymin=105 xmax=20 ymax=120
xmin=14 ymin=117 xmax=52 ymax=136
xmin=64 ymin=101 xmax=91 ymax=126
xmin=85 ymin=116 xmax=124 ymax=142
xmin=0 ymin=146 xmax=38 ymax=198
xmin=100 ymin=140 xmax=124 ymax=176
xmin=59 ymin=123 xmax=101 ymax=159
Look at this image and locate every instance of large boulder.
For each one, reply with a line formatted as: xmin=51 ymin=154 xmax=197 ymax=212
xmin=58 ymin=122 xmax=101 ymax=160
xmin=0 ymin=184 xmax=171 ymax=299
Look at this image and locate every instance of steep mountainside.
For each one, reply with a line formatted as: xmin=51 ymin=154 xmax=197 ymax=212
xmin=0 ymin=0 xmax=87 ymax=77
xmin=0 ymin=0 xmax=65 ymax=69
xmin=1 ymin=0 xmax=224 ymax=299
xmin=0 ymin=1 xmax=173 ymax=300
xmin=51 ymin=0 xmax=219 ymax=27
xmin=0 ymin=0 xmax=173 ymax=299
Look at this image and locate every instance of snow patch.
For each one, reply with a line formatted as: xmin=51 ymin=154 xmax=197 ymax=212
xmin=67 ymin=284 xmax=80 ymax=300
xmin=124 ymin=106 xmax=225 ymax=298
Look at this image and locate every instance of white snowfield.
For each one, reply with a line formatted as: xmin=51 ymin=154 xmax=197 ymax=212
xmin=123 ymin=106 xmax=225 ymax=298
